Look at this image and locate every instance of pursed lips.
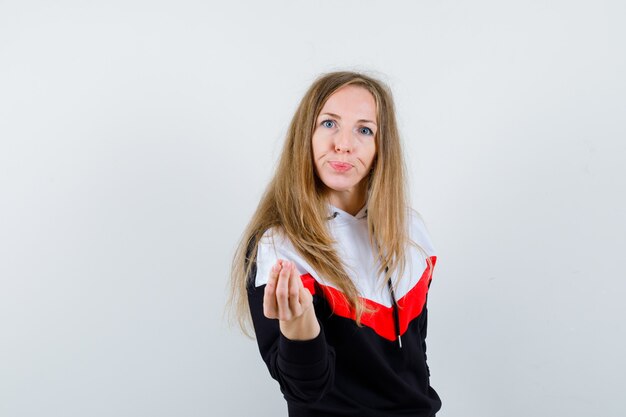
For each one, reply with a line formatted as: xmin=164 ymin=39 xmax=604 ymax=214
xmin=328 ymin=161 xmax=353 ymax=172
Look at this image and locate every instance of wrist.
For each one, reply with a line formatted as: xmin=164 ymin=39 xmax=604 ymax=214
xmin=279 ymin=307 xmax=320 ymax=341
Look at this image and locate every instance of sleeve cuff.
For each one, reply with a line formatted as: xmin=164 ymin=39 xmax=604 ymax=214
xmin=278 ymin=325 xmax=327 ymax=365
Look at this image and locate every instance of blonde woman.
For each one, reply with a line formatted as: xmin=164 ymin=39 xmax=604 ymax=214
xmin=230 ymin=71 xmax=441 ymax=417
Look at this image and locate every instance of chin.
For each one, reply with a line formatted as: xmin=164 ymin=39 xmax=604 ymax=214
xmin=319 ymin=177 xmax=361 ymax=193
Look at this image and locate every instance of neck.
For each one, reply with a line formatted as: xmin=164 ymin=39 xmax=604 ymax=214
xmin=326 ymin=183 xmax=368 ymax=216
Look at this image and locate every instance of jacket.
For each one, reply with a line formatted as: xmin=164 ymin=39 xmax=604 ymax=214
xmin=247 ymin=204 xmax=442 ymax=416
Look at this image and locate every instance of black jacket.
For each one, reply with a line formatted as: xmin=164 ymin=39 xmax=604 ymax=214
xmin=247 ymin=205 xmax=442 ymax=416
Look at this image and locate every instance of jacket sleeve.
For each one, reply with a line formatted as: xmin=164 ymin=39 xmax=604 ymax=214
xmin=246 ymin=235 xmax=335 ymax=403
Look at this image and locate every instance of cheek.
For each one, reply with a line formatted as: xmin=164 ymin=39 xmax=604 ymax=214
xmin=311 ymin=131 xmax=329 ymax=159
xmin=364 ymin=143 xmax=377 ymax=167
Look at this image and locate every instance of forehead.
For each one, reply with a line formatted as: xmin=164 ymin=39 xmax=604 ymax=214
xmin=319 ymin=85 xmax=377 ymax=119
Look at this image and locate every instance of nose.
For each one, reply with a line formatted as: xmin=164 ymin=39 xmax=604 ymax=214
xmin=334 ymin=128 xmax=354 ymax=153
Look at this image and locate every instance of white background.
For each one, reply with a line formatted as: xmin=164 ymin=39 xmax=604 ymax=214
xmin=1 ymin=1 xmax=624 ymax=416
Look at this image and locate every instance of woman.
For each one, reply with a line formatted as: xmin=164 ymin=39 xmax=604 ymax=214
xmin=230 ymin=71 xmax=442 ymax=416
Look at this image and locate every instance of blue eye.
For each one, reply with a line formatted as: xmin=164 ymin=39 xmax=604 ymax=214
xmin=359 ymin=127 xmax=374 ymax=136
xmin=321 ymin=120 xmax=335 ymax=128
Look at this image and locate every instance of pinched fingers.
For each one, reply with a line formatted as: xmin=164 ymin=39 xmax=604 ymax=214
xmin=262 ymin=260 xmax=309 ymax=322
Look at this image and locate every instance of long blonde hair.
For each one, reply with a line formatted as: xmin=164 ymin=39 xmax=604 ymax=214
xmin=229 ymin=71 xmax=410 ymax=335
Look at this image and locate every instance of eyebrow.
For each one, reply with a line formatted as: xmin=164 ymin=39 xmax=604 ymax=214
xmin=319 ymin=112 xmax=377 ymax=126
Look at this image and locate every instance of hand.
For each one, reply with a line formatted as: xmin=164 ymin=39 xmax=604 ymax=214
xmin=263 ymin=260 xmax=320 ymax=340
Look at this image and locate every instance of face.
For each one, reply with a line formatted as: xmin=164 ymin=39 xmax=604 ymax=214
xmin=311 ymin=85 xmax=377 ymax=204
